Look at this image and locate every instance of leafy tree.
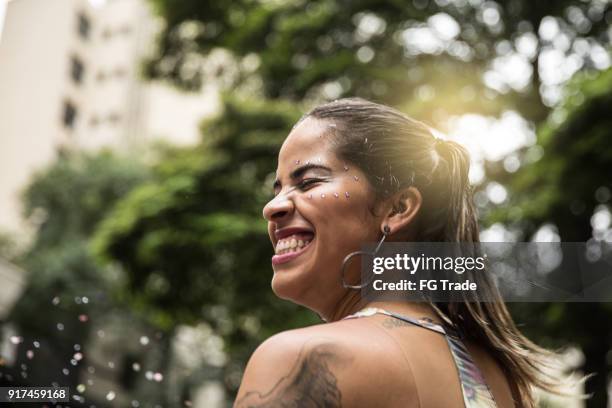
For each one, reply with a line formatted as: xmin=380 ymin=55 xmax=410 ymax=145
xmin=490 ymin=68 xmax=612 ymax=408
xmin=146 ymin=0 xmax=610 ymax=122
xmin=5 ymin=151 xmax=150 ymax=395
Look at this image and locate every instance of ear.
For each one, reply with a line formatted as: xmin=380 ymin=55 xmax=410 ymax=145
xmin=382 ymin=187 xmax=422 ymax=237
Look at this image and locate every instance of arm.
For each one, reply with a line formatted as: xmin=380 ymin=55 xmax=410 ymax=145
xmin=234 ymin=332 xmax=352 ymax=408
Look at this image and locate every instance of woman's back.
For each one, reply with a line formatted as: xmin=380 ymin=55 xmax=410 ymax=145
xmin=342 ymin=308 xmax=516 ymax=407
xmin=235 ymin=307 xmax=516 ymax=407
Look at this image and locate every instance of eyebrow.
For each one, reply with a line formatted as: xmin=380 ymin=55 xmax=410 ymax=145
xmin=273 ymin=164 xmax=332 ymax=190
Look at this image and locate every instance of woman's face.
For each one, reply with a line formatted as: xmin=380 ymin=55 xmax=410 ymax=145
xmin=262 ymin=117 xmax=381 ymax=313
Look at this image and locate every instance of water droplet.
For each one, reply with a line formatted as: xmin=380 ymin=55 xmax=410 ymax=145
xmin=75 ymin=297 xmax=82 ymax=304
xmin=132 ymin=363 xmax=141 ymax=372
xmin=9 ymin=336 xmax=23 ymax=345
xmin=78 ymin=314 xmax=88 ymax=323
xmin=76 ymin=384 xmax=86 ymax=393
xmin=74 ymin=352 xmax=83 ymax=361
xmin=97 ymin=330 xmax=105 ymax=338
xmin=333 ymin=192 xmax=339 ymax=198
xmin=74 ymin=344 xmax=81 ymax=351
xmin=321 ymin=194 xmax=326 ymax=198
xmin=20 ymin=363 xmax=27 ymax=371
xmin=52 ymin=297 xmax=60 ymax=305
xmin=33 ymin=341 xmax=40 ymax=348
xmin=87 ymin=366 xmax=95 ymax=374
xmin=56 ymin=323 xmax=64 ymax=331
xmin=131 ymin=400 xmax=140 ymax=408
xmin=26 ymin=350 xmax=34 ymax=359
xmin=82 ymin=296 xmax=89 ymax=304
xmin=139 ymin=336 xmax=149 ymax=346
xmin=87 ymin=379 xmax=94 ymax=385
xmin=106 ymin=391 xmax=116 ymax=401
xmin=108 ymin=361 xmax=115 ymax=369
xmin=153 ymin=372 xmax=163 ymax=382
xmin=62 ymin=368 xmax=69 ymax=375
xmin=145 ymin=371 xmax=154 ymax=380
xmin=70 ymin=359 xmax=78 ymax=366
xmin=345 ymin=191 xmax=350 ymax=198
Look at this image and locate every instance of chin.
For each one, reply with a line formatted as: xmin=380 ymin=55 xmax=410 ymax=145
xmin=270 ymin=267 xmax=311 ymax=303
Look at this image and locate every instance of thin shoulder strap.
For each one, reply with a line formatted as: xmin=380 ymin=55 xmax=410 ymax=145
xmin=344 ymin=307 xmax=498 ymax=408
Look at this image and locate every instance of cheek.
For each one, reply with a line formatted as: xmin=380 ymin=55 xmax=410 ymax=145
xmin=303 ymin=178 xmax=373 ymax=234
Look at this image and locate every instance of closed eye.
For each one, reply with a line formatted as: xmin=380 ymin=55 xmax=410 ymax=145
xmin=298 ymin=178 xmax=325 ymax=190
xmin=272 ymin=178 xmax=325 ymax=196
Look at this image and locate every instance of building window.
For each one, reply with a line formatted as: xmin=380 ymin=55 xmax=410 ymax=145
xmin=102 ymin=27 xmax=112 ymax=40
xmin=108 ymin=113 xmax=121 ymax=125
xmin=62 ymin=101 xmax=78 ymax=129
xmin=114 ymin=67 xmax=127 ymax=78
xmin=70 ymin=56 xmax=85 ymax=84
xmin=77 ymin=13 xmax=90 ymax=40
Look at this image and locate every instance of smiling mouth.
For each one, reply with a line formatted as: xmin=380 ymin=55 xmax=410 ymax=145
xmin=272 ymin=232 xmax=315 ymax=265
xmin=275 ymin=233 xmax=314 ymax=254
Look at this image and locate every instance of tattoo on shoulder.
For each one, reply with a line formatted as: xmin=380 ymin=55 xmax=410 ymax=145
xmin=235 ymin=341 xmax=350 ymax=408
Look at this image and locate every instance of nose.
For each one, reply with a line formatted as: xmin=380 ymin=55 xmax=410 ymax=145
xmin=263 ymin=194 xmax=295 ymax=223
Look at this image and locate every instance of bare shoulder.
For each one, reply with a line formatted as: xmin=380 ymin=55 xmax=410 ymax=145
xmin=234 ymin=319 xmax=417 ymax=408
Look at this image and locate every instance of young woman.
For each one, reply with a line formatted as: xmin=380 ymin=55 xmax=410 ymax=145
xmin=234 ymin=98 xmax=560 ymax=407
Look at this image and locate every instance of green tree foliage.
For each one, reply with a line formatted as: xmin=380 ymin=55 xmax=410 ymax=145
xmin=11 ymin=151 xmax=150 ymax=338
xmin=491 ymin=68 xmax=612 ymax=408
xmin=146 ymin=0 xmax=610 ymax=122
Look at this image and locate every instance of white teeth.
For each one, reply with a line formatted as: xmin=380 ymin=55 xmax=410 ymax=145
xmin=275 ymin=234 xmax=313 ymax=254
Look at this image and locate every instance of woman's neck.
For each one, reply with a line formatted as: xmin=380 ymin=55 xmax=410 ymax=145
xmin=323 ymin=295 xmax=439 ymax=323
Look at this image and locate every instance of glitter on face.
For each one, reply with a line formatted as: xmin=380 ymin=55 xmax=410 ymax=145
xmin=333 ymin=192 xmax=339 ymax=198
xmin=321 ymin=194 xmax=326 ymax=198
xmin=353 ymin=176 xmax=359 ymax=181
xmin=295 ymin=159 xmax=300 ymax=165
xmin=345 ymin=191 xmax=350 ymax=198
xmin=343 ymin=165 xmax=349 ymax=171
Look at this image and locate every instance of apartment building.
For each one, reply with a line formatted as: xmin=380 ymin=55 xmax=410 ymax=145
xmin=0 ymin=0 xmax=218 ymax=237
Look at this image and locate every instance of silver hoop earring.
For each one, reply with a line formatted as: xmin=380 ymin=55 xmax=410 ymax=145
xmin=341 ymin=225 xmax=391 ymax=290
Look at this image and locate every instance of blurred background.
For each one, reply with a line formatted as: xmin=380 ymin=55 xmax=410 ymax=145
xmin=0 ymin=0 xmax=610 ymax=406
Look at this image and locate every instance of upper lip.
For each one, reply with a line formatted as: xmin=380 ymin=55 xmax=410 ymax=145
xmin=274 ymin=226 xmax=315 ymax=243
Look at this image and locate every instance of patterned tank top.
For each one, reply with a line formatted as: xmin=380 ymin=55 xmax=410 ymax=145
xmin=343 ymin=307 xmax=497 ymax=407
